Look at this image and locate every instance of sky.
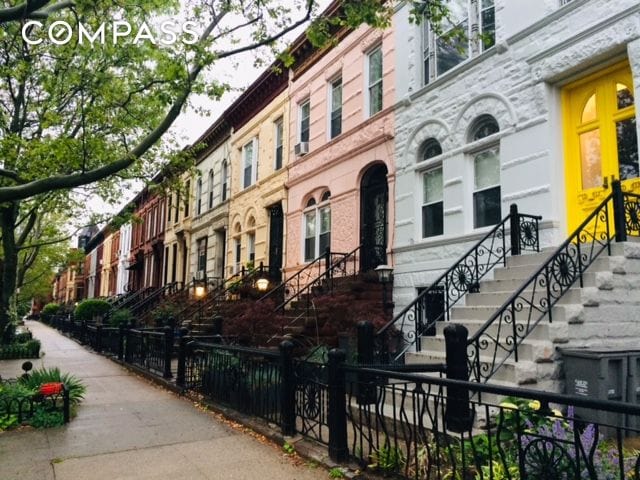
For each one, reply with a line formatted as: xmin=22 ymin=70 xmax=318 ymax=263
xmin=81 ymin=0 xmax=331 ymax=232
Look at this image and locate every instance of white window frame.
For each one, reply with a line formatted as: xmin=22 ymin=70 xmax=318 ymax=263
xmin=196 ymin=178 xmax=202 ymax=215
xmin=274 ymin=117 xmax=284 ymax=170
xmin=366 ymin=46 xmax=383 ymax=117
xmin=196 ymin=237 xmax=207 ymax=273
xmin=422 ymin=0 xmax=495 ymax=85
xmin=247 ymin=232 xmax=255 ymax=264
xmin=234 ymin=237 xmax=242 ymax=273
xmin=422 ymin=165 xmax=444 ymax=238
xmin=328 ymin=76 xmax=342 ymax=140
xmin=302 ymin=195 xmax=331 ymax=262
xmin=208 ymin=169 xmax=214 ymax=209
xmin=299 ymin=100 xmax=310 ymax=143
xmin=242 ymin=138 xmax=258 ymax=189
xmin=221 ymin=161 xmax=228 ymax=201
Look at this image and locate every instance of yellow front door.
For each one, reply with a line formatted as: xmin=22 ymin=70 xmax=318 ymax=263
xmin=563 ymin=61 xmax=638 ymax=233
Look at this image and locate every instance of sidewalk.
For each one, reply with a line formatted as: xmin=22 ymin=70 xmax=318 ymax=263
xmin=0 ymin=321 xmax=329 ymax=480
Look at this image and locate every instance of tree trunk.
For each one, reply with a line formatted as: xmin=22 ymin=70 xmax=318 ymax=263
xmin=0 ymin=202 xmax=19 ymax=344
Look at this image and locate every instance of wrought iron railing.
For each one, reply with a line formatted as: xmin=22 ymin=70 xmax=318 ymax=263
xmin=375 ymin=204 xmax=541 ymax=363
xmin=128 ymin=281 xmax=183 ymax=318
xmin=343 ymin=365 xmax=640 ymax=480
xmin=124 ymin=327 xmax=173 ymax=378
xmin=263 ymin=246 xmax=361 ymax=345
xmin=182 ymin=341 xmax=282 ymax=425
xmin=468 ymin=182 xmax=640 ymax=383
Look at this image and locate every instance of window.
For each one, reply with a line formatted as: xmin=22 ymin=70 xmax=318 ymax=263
xmin=470 ymin=115 xmax=501 ymax=228
xmin=196 ymin=178 xmax=202 ymax=215
xmin=184 ymin=180 xmax=190 ymax=217
xmin=175 ymin=192 xmax=180 ymax=223
xmin=208 ymin=170 xmax=214 ymax=209
xmin=423 ymin=166 xmax=444 ymax=238
xmin=303 ymin=193 xmax=331 ymax=262
xmin=274 ymin=118 xmax=284 ymax=170
xmin=367 ymin=47 xmax=383 ymax=116
xmin=234 ymin=238 xmax=242 ymax=273
xmin=221 ymin=161 xmax=228 ymax=201
xmin=167 ymin=195 xmax=172 ymax=223
xmin=329 ymin=77 xmax=342 ymax=138
xmin=242 ymin=139 xmax=258 ymax=189
xmin=299 ymin=100 xmax=310 ymax=143
xmin=421 ymin=138 xmax=443 ymax=161
xmin=247 ymin=232 xmax=255 ymax=263
xmin=197 ymin=237 xmax=207 ymax=273
xmin=423 ymin=0 xmax=495 ymax=85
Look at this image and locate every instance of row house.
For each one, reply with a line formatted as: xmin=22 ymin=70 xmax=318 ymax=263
xmin=116 ymin=223 xmax=131 ymax=295
xmin=285 ymin=19 xmax=396 ymax=276
xmin=392 ymin=0 xmax=640 ymax=308
xmin=163 ymin=167 xmax=193 ymax=288
xmin=226 ymin=70 xmax=289 ymax=280
xmin=128 ymin=177 xmax=166 ymax=292
xmin=188 ymin=119 xmax=232 ymax=284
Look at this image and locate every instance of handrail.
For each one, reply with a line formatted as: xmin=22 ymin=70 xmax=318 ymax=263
xmin=257 ymin=249 xmax=331 ymax=306
xmin=468 ymin=183 xmax=638 ymax=383
xmin=276 ymin=245 xmax=361 ymax=313
xmin=129 ymin=281 xmax=182 ymax=316
xmin=375 ymin=204 xmax=542 ymax=363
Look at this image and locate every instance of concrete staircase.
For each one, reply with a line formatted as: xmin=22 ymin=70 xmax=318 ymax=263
xmin=406 ymin=240 xmax=640 ymax=393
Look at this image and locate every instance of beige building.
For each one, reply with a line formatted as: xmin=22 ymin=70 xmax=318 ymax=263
xmin=225 ymin=73 xmax=289 ymax=281
xmin=163 ymin=169 xmax=193 ymax=288
xmin=99 ymin=232 xmax=113 ymax=298
xmin=189 ymin=120 xmax=232 ymax=284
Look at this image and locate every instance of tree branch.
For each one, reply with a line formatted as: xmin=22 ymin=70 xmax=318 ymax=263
xmin=0 ymin=0 xmax=73 ymax=23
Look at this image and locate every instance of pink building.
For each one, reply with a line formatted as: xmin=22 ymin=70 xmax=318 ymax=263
xmin=285 ymin=21 xmax=395 ymax=275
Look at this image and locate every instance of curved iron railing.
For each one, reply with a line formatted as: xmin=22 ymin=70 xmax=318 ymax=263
xmin=375 ymin=204 xmax=541 ymax=363
xmin=257 ymin=249 xmax=333 ymax=310
xmin=468 ymin=184 xmax=640 ymax=383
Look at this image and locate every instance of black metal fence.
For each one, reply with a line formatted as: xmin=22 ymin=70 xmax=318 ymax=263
xmin=0 ymin=383 xmax=70 ymax=425
xmin=47 ymin=316 xmax=640 ymax=479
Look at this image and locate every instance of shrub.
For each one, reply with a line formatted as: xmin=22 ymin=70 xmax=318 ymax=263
xmin=109 ymin=309 xmax=132 ymax=327
xmin=0 ymin=339 xmax=40 ymax=360
xmin=74 ymin=299 xmax=110 ymax=322
xmin=41 ymin=303 xmax=60 ymax=324
xmin=150 ymin=300 xmax=181 ymax=327
xmin=19 ymin=367 xmax=86 ymax=405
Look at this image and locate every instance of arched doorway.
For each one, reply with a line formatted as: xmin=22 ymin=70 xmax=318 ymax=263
xmin=360 ymin=164 xmax=388 ymax=272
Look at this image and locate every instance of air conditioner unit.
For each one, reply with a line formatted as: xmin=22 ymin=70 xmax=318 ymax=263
xmin=195 ymin=270 xmax=205 ymax=280
xmin=295 ymin=142 xmax=309 ymax=156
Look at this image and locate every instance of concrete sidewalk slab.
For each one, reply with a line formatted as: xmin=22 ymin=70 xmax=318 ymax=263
xmin=0 ymin=321 xmax=329 ymax=480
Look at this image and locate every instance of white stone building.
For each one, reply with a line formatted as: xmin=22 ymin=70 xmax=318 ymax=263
xmin=116 ymin=223 xmax=132 ymax=295
xmin=392 ymin=0 xmax=640 ymax=314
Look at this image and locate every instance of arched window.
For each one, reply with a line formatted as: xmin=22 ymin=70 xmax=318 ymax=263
xmin=421 ymin=138 xmax=443 ymax=161
xmin=221 ymin=161 xmax=228 ymax=202
xmin=196 ymin=178 xmax=202 ymax=215
xmin=208 ymin=170 xmax=214 ymax=209
xmin=303 ymin=192 xmax=331 ymax=261
xmin=470 ymin=115 xmax=501 ymax=228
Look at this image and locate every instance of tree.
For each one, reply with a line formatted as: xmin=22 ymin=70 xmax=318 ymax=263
xmin=0 ymin=0 xmax=450 ymax=340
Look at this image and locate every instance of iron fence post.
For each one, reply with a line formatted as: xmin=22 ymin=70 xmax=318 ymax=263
xmin=63 ymin=385 xmax=70 ymax=423
xmin=95 ymin=324 xmax=102 ymax=353
xmin=163 ymin=326 xmax=173 ymax=379
xmin=279 ymin=340 xmax=296 ymax=437
xmin=356 ymin=321 xmax=376 ymax=404
xmin=612 ymin=180 xmax=627 ymax=242
xmin=509 ymin=204 xmax=521 ymax=256
xmin=212 ymin=315 xmax=223 ymax=344
xmin=118 ymin=324 xmax=125 ymax=361
xmin=328 ymin=348 xmax=349 ymax=462
xmin=444 ymin=324 xmax=472 ymax=432
xmin=176 ymin=328 xmax=189 ymax=388
xmin=124 ymin=324 xmax=132 ymax=363
xmin=324 ymin=246 xmax=331 ymax=284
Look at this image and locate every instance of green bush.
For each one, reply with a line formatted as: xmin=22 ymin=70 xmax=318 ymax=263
xmin=41 ymin=303 xmax=60 ymax=324
xmin=0 ymin=339 xmax=40 ymax=359
xmin=19 ymin=367 xmax=86 ymax=405
xmin=74 ymin=299 xmax=110 ymax=322
xmin=109 ymin=309 xmax=132 ymax=327
xmin=30 ymin=406 xmax=65 ymax=429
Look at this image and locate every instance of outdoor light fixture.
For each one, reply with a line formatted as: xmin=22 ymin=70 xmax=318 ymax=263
xmin=375 ymin=264 xmax=393 ymax=284
xmin=375 ymin=264 xmax=394 ymax=313
xmin=256 ymin=277 xmax=269 ymax=292
xmin=193 ymin=275 xmax=207 ymax=299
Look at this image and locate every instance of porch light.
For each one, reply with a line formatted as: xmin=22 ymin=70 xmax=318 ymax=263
xmin=256 ymin=277 xmax=269 ymax=292
xmin=193 ymin=275 xmax=207 ymax=299
xmin=375 ymin=264 xmax=393 ymax=284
